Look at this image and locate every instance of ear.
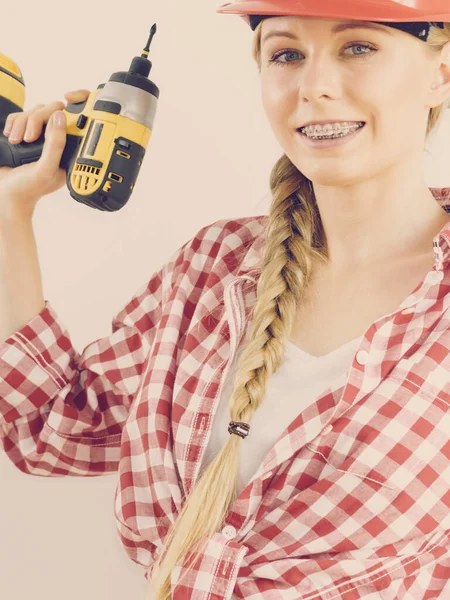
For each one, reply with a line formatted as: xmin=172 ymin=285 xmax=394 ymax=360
xmin=427 ymin=40 xmax=450 ymax=109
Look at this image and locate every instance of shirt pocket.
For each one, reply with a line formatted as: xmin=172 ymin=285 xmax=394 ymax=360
xmin=305 ymin=381 xmax=441 ymax=494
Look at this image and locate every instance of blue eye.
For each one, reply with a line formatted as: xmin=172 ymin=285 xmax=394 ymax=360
xmin=269 ymin=43 xmax=377 ymax=66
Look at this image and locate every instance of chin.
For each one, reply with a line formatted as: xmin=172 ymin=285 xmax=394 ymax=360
xmin=302 ymin=170 xmax=367 ymax=188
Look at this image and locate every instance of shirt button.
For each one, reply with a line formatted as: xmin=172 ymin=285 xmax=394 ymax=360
xmin=264 ymin=470 xmax=273 ymax=479
xmin=221 ymin=525 xmax=237 ymax=539
xmin=401 ymin=307 xmax=414 ymax=315
xmin=356 ymin=350 xmax=369 ymax=365
xmin=322 ymin=424 xmax=333 ymax=435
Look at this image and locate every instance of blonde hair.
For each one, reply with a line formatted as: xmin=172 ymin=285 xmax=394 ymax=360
xmin=147 ymin=21 xmax=450 ymax=599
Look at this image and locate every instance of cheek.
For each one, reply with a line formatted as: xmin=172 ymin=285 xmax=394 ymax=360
xmin=261 ymin=82 xmax=282 ymax=110
xmin=261 ymin=81 xmax=295 ymax=126
xmin=360 ymin=60 xmax=416 ymax=114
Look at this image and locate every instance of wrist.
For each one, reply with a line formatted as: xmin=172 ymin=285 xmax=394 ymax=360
xmin=0 ymin=197 xmax=36 ymax=227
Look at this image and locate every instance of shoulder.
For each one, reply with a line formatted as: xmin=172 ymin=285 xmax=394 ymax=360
xmin=160 ymin=215 xmax=268 ymax=301
xmin=172 ymin=215 xmax=268 ymax=271
xmin=192 ymin=215 xmax=268 ymax=249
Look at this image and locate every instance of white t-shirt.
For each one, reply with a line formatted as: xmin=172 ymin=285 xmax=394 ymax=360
xmin=201 ymin=334 xmax=364 ymax=496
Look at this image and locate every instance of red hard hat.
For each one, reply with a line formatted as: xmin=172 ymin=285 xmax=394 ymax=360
xmin=216 ymin=0 xmax=450 ymax=27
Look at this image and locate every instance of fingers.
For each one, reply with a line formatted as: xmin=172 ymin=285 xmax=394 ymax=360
xmin=64 ymin=89 xmax=90 ymax=101
xmin=3 ymin=104 xmax=43 ymax=141
xmin=3 ymin=88 xmax=90 ymax=144
xmin=5 ymin=101 xmax=65 ymax=144
xmin=24 ymin=101 xmax=67 ymax=143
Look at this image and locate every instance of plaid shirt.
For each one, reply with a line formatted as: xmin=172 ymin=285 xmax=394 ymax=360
xmin=2 ymin=187 xmax=450 ymax=599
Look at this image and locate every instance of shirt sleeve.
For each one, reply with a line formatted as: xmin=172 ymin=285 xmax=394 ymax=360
xmin=0 ymin=237 xmax=189 ymax=477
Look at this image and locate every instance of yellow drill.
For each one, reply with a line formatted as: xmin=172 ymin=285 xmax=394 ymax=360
xmin=0 ymin=25 xmax=159 ymax=212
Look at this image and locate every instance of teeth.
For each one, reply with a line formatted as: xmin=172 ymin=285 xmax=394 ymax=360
xmin=300 ymin=121 xmax=364 ymax=137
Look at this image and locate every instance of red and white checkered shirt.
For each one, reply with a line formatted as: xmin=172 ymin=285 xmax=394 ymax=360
xmin=2 ymin=187 xmax=450 ymax=599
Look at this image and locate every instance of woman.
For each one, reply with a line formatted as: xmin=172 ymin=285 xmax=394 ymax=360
xmin=1 ymin=0 xmax=450 ymax=598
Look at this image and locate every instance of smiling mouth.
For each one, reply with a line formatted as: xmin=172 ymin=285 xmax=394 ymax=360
xmin=298 ymin=122 xmax=366 ymax=138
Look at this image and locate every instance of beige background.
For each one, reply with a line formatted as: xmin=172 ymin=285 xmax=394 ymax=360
xmin=1 ymin=1 xmax=449 ymax=598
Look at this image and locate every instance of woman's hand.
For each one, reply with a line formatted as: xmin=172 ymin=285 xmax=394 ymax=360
xmin=0 ymin=89 xmax=90 ymax=221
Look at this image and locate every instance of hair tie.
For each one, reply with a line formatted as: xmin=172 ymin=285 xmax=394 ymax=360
xmin=228 ymin=421 xmax=250 ymax=439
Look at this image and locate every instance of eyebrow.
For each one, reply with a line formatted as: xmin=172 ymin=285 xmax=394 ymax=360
xmin=261 ymin=21 xmax=393 ymax=45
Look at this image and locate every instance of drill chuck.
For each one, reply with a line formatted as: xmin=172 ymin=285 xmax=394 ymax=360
xmin=129 ymin=56 xmax=152 ymax=78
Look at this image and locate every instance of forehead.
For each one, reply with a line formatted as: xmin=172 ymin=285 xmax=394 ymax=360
xmin=260 ymin=17 xmax=393 ymax=45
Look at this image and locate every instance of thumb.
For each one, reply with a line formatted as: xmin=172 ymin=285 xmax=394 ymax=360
xmin=37 ymin=110 xmax=67 ymax=178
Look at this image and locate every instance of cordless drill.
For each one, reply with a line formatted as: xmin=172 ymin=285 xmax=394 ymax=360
xmin=0 ymin=25 xmax=159 ymax=212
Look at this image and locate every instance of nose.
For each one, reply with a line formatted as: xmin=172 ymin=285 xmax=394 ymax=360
xmin=294 ymin=53 xmax=341 ymax=104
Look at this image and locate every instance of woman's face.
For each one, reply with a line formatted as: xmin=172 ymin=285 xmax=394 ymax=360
xmin=259 ymin=16 xmax=443 ymax=186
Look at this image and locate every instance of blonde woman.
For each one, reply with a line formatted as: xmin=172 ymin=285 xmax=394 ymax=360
xmin=2 ymin=0 xmax=450 ymax=598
